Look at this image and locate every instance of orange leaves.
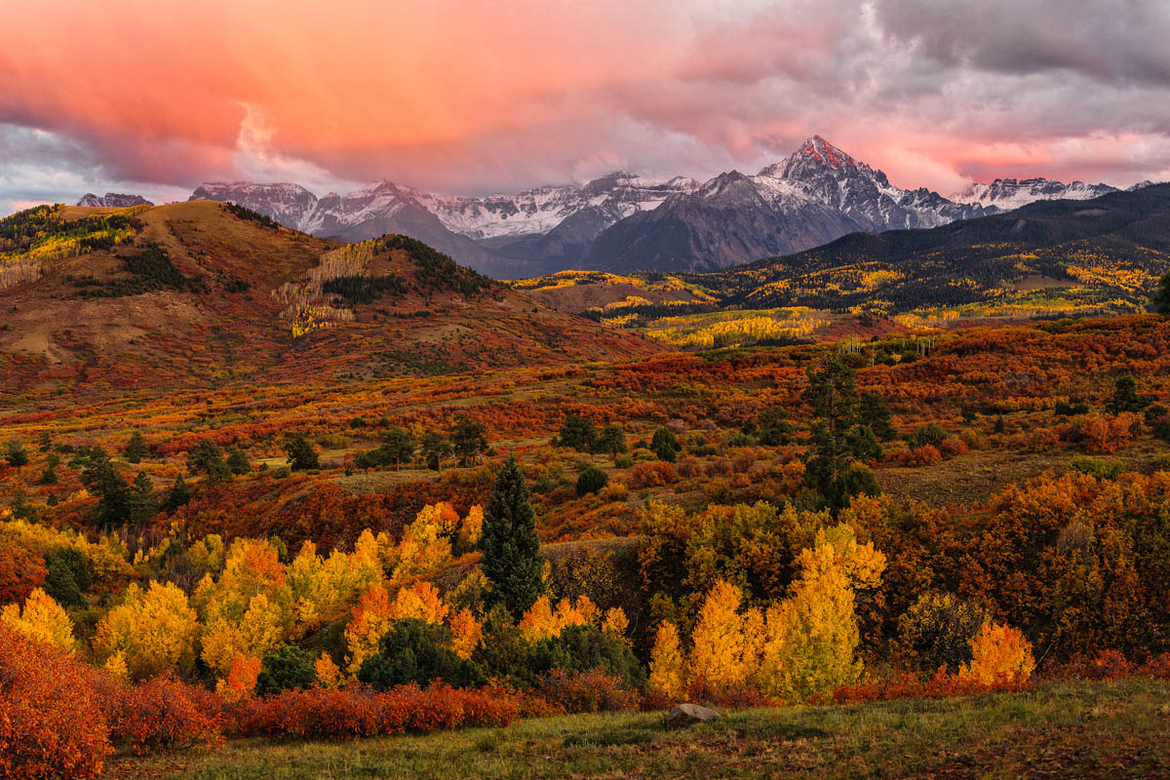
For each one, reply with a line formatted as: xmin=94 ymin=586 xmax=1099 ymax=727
xmin=959 ymin=622 xmax=1036 ymax=685
xmin=449 ymin=609 xmax=483 ymax=660
xmin=215 ymin=653 xmax=261 ymax=704
xmin=518 ymin=595 xmax=598 ymax=643
xmin=344 ymin=581 xmax=449 ymax=673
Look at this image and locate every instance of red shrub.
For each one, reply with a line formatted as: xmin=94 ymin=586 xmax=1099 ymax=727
xmin=683 ymin=678 xmax=775 ymax=709
xmin=0 ymin=627 xmax=112 ymax=780
xmin=103 ymin=672 xmax=224 ymax=753
xmin=938 ymin=437 xmax=968 ymax=458
xmin=1054 ymin=650 xmax=1136 ymax=681
xmin=537 ymin=669 xmax=638 ymax=713
xmin=833 ymin=669 xmax=1030 ymax=705
xmin=0 ymin=544 xmax=46 ymax=604
xmin=233 ymin=684 xmax=521 ymax=740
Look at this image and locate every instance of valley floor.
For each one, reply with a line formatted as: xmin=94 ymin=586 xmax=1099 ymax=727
xmin=108 ymin=679 xmax=1170 ymax=780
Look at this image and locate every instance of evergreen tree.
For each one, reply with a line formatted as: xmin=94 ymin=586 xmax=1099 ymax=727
xmin=479 ymin=457 xmax=544 ymax=617
xmin=283 ymin=432 xmax=320 ymax=471
xmin=164 ymin=474 xmax=191 ymax=511
xmin=78 ymin=447 xmax=132 ymax=530
xmin=4 ymin=440 xmax=28 ymax=470
xmin=1153 ymin=270 xmax=1170 ymax=315
xmin=187 ymin=439 xmax=231 ymax=482
xmin=859 ymin=393 xmax=896 ymax=441
xmin=382 ymin=426 xmax=415 ymax=470
xmin=651 ymin=428 xmax=680 ymax=462
xmin=556 ymin=414 xmax=597 ymax=452
xmin=595 ymin=424 xmax=627 ymax=459
xmin=420 ymin=431 xmax=452 ymax=471
xmin=802 ymin=358 xmax=882 ymax=510
xmin=226 ymin=447 xmax=251 ymax=475
xmin=1106 ymin=375 xmax=1153 ymax=414
xmin=451 ymin=413 xmax=488 ymax=466
xmin=124 ymin=431 xmax=149 ymax=464
xmin=130 ymin=471 xmax=157 ymax=523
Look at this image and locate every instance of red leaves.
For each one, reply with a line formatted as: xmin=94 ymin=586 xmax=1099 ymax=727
xmin=232 ymin=684 xmax=521 ymax=740
xmin=103 ymin=672 xmax=225 ymax=753
xmin=0 ymin=627 xmax=112 ymax=780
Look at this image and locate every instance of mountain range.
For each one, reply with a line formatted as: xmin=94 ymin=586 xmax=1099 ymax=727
xmin=82 ymin=137 xmax=1136 ymax=278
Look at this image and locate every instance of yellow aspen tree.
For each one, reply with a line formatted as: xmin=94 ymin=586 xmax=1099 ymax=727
xmin=390 ymin=506 xmax=453 ymax=581
xmin=757 ymin=547 xmax=861 ymax=702
xmin=796 ymin=523 xmax=886 ymax=591
xmin=450 ymin=608 xmax=483 ymax=659
xmin=649 ymin=621 xmax=687 ymax=700
xmin=103 ymin=651 xmax=130 ymax=683
xmin=93 ymin=581 xmax=199 ymax=679
xmin=519 ymin=594 xmax=556 ymax=643
xmin=388 ymin=581 xmax=449 ymax=624
xmin=689 ymin=579 xmax=748 ymax=689
xmin=602 ymin=607 xmax=630 ymax=643
xmin=459 ymin=505 xmax=485 ymax=549
xmin=959 ymin=622 xmax=1036 ymax=685
xmin=0 ymin=587 xmax=74 ymax=651
xmin=314 ymin=652 xmax=343 ymax=689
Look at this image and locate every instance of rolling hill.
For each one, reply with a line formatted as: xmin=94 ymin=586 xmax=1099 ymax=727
xmin=0 ymin=201 xmax=668 ymax=397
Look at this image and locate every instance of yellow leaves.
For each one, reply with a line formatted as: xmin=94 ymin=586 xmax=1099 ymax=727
xmin=459 ymin=505 xmax=484 ymax=550
xmin=518 ymin=595 xmax=597 ymax=643
xmin=201 ymin=593 xmax=286 ymax=675
xmin=643 ymin=307 xmax=828 ymax=349
xmin=93 ymin=581 xmax=198 ymax=680
xmin=314 ymin=652 xmax=343 ymax=689
xmin=689 ymin=580 xmax=752 ymax=689
xmin=0 ymin=588 xmax=74 ymax=652
xmin=796 ymin=524 xmax=887 ymax=591
xmin=602 ymin=607 xmax=629 ymax=642
xmin=758 ymin=560 xmax=860 ymax=702
xmin=103 ymin=652 xmax=130 ymax=683
xmin=959 ymin=622 xmax=1036 ymax=685
xmin=450 ymin=609 xmax=483 ymax=660
xmin=287 ymin=539 xmax=382 ymax=632
xmin=649 ymin=621 xmax=687 ymax=700
xmin=389 ymin=504 xmax=455 ymax=581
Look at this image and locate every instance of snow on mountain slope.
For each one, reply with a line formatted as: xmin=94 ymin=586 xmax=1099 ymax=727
xmin=409 ymin=172 xmax=698 ymax=240
xmin=77 ymin=192 xmax=153 ymax=208
xmin=190 ymin=182 xmax=319 ymax=231
xmin=961 ymin=177 xmax=1119 ymax=211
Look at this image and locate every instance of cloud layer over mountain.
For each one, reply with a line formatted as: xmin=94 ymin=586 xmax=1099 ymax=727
xmin=3 ymin=0 xmax=1170 ymax=213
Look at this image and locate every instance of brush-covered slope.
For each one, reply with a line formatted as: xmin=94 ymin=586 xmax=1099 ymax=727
xmin=708 ymin=182 xmax=1170 ymax=313
xmin=0 ymin=201 xmax=667 ymax=396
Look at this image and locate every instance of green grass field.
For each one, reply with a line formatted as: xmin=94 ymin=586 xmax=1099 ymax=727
xmin=109 ymin=679 xmax=1170 ymax=779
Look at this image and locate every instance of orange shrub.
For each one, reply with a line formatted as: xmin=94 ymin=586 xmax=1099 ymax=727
xmin=630 ymin=462 xmax=677 ymax=489
xmin=0 ymin=627 xmax=112 ymax=780
xmin=908 ymin=445 xmax=941 ymax=466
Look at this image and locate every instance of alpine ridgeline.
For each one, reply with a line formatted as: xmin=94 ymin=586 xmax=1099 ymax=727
xmin=181 ymin=136 xmax=1134 ymax=276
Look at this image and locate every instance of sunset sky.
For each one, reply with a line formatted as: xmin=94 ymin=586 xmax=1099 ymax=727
xmin=2 ymin=0 xmax=1169 ymax=213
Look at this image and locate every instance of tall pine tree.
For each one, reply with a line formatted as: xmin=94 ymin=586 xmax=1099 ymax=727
xmin=479 ymin=457 xmax=544 ymax=617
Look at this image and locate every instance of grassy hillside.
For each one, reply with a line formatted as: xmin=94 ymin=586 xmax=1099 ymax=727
xmin=0 ymin=202 xmax=668 ymax=396
xmin=106 ymin=679 xmax=1170 ymax=779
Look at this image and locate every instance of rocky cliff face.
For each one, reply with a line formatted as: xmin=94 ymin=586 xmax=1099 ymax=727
xmin=77 ymin=193 xmax=153 ymax=208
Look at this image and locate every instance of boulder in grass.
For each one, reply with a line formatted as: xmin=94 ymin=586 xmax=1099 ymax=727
xmin=667 ymin=703 xmax=721 ymax=730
